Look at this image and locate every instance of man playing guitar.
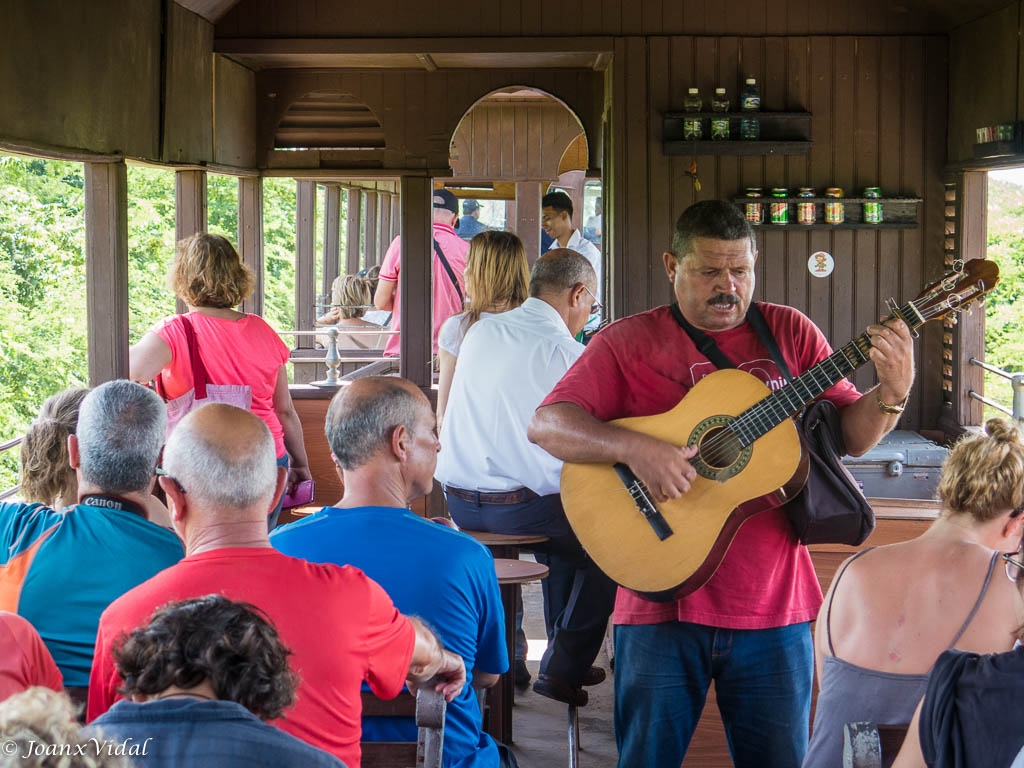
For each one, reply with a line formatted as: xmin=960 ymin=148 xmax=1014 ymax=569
xmin=528 ymin=200 xmax=914 ymax=768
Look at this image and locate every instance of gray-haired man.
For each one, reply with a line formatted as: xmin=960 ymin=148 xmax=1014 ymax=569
xmin=0 ymin=380 xmax=184 ymax=699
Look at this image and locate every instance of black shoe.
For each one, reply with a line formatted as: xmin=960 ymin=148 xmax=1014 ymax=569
xmin=533 ymin=674 xmax=588 ymax=706
xmin=514 ymin=659 xmax=531 ymax=691
xmin=582 ymin=666 xmax=606 ymax=686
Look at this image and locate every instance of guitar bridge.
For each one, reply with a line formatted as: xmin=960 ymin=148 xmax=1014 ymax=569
xmin=613 ymin=463 xmax=674 ymax=541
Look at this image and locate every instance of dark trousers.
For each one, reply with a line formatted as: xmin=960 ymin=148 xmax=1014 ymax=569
xmin=447 ymin=492 xmax=617 ymax=687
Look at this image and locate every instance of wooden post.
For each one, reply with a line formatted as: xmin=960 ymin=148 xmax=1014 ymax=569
xmin=238 ymin=176 xmax=264 ymax=317
xmin=391 ymin=194 xmax=401 ymax=242
xmin=364 ymin=190 xmax=379 ymax=267
xmin=295 ymin=181 xmax=317 ymax=383
xmin=322 ymin=184 xmax=343 ymax=298
xmin=378 ymin=193 xmax=392 ymax=266
xmin=174 ymin=169 xmax=207 ymax=314
xmin=84 ymin=161 xmax=130 ymax=385
xmin=952 ymin=170 xmax=987 ymax=427
xmin=345 ymin=187 xmax=362 ymax=275
xmin=399 ymin=176 xmax=432 ymax=388
xmin=516 ymin=182 xmax=543 ymax=265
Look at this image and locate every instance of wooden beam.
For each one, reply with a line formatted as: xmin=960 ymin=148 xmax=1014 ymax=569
xmin=399 ymin=176 xmax=433 ymax=387
xmin=295 ymin=180 xmax=317 ymax=364
xmin=175 ymin=169 xmax=208 ymax=314
xmin=516 ymin=182 xmax=543 ymax=266
xmin=216 ymin=36 xmax=615 ymax=57
xmin=346 ymin=187 xmax=362 ymax=275
xmin=84 ymin=161 xmax=130 ymax=385
xmin=363 ymin=190 xmax=379 ymax=267
xmin=378 ymin=193 xmax=392 ymax=267
xmin=322 ymin=184 xmax=342 ymax=297
xmin=237 ymin=176 xmax=264 ymax=316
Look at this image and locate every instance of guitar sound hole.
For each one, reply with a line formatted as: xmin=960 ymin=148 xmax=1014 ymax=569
xmin=697 ymin=425 xmax=743 ymax=471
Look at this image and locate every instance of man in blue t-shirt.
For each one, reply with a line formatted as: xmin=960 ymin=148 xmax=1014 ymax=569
xmin=0 ymin=381 xmax=183 ymax=694
xmin=272 ymin=377 xmax=507 ymax=768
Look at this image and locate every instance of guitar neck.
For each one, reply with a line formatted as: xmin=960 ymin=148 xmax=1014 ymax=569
xmin=731 ymin=298 xmax=924 ymax=446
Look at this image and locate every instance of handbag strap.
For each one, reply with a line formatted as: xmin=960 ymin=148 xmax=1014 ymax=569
xmin=433 ymin=239 xmax=464 ymax=303
xmin=179 ymin=314 xmax=209 ymax=399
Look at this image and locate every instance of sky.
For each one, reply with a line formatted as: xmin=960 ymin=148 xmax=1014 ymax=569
xmin=989 ymin=168 xmax=1024 ymax=186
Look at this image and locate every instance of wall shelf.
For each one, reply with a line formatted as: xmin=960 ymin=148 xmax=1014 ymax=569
xmin=663 ymin=111 xmax=811 ymax=155
xmin=731 ymin=196 xmax=923 ymax=230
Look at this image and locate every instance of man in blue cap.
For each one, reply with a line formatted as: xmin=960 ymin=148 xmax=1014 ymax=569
xmin=458 ymin=199 xmax=488 ymax=240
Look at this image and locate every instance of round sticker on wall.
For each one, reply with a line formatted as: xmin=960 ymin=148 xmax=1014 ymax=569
xmin=808 ymin=251 xmax=835 ymax=278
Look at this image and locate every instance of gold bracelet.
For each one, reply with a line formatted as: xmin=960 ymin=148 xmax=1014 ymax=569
xmin=875 ymin=392 xmax=909 ymax=414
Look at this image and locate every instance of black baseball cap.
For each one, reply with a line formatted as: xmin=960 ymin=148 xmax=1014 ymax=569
xmin=432 ymin=189 xmax=459 ymax=214
xmin=462 ymin=199 xmax=482 ymax=214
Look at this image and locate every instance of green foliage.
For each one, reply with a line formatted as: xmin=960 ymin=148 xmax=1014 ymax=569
xmin=984 ymin=179 xmax=1024 ymax=421
xmin=0 ymin=155 xmax=88 ymax=490
xmin=0 ymin=160 xmax=342 ymax=491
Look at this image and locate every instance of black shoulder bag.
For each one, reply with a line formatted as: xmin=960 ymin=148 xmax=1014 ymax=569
xmin=433 ymin=239 xmax=464 ymax=303
xmin=671 ymin=302 xmax=874 ymax=546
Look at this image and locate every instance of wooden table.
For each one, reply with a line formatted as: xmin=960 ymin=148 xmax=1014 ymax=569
xmin=490 ymin=557 xmax=549 ymax=745
xmin=464 ymin=530 xmax=549 ymax=560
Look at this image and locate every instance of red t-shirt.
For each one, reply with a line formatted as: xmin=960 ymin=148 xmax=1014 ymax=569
xmin=541 ymin=303 xmax=861 ymax=629
xmin=87 ymin=548 xmax=415 ymax=768
xmin=0 ymin=611 xmax=63 ymax=699
xmin=153 ymin=312 xmax=290 ymax=457
xmin=378 ymin=222 xmax=469 ymax=357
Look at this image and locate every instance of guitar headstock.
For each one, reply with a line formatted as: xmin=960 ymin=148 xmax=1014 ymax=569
xmin=907 ymin=259 xmax=1000 ymax=327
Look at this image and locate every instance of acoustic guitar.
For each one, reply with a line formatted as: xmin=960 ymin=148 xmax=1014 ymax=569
xmin=560 ymin=259 xmax=999 ymax=600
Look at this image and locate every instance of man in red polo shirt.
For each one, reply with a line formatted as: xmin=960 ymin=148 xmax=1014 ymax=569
xmin=87 ymin=404 xmax=465 ymax=768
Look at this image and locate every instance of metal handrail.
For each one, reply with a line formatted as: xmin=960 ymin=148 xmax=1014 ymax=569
xmin=968 ymin=357 xmax=1024 ymax=422
xmin=0 ymin=436 xmax=22 ymax=501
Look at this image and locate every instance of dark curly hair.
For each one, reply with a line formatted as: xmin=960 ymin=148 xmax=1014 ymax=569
xmin=113 ymin=595 xmax=298 ymax=721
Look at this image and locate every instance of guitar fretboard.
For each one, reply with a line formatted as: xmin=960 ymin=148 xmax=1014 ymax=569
xmin=728 ymin=299 xmax=922 ymax=447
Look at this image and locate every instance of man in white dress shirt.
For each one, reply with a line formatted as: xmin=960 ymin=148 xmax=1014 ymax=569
xmin=435 ymin=249 xmax=616 ymax=708
xmin=541 ymin=191 xmax=603 ymax=333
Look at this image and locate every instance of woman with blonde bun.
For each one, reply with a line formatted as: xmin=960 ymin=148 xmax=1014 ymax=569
xmin=803 ymin=418 xmax=1024 ymax=768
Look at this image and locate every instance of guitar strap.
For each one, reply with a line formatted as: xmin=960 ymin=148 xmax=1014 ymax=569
xmin=669 ymin=301 xmax=793 ymax=383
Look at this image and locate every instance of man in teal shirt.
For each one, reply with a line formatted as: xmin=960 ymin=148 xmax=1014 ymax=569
xmin=0 ymin=381 xmax=183 ymax=698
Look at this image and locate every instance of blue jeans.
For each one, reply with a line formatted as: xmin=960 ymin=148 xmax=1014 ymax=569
xmin=614 ymin=621 xmax=813 ymax=768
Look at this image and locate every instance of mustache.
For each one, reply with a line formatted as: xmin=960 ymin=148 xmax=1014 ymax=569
xmin=706 ymin=294 xmax=739 ymax=306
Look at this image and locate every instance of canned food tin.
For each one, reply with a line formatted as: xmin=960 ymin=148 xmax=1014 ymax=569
xmin=797 ymin=201 xmax=816 ymax=225
xmin=863 ymin=187 xmax=883 ymax=223
xmin=770 ymin=188 xmax=789 ymax=225
xmin=824 ymin=187 xmax=844 ymax=224
xmin=744 ymin=188 xmax=764 ymax=224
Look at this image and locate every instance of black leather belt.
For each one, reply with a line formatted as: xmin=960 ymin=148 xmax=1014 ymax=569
xmin=443 ymin=485 xmax=539 ymax=505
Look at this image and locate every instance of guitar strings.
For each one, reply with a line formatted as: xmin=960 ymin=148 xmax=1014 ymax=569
xmin=687 ymin=294 xmax=958 ymax=469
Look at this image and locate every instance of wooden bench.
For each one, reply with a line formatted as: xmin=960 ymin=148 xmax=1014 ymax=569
xmin=361 ymin=687 xmax=447 ymax=768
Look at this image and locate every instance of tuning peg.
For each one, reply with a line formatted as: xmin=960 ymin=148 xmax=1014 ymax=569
xmin=952 ymin=258 xmax=965 ymax=273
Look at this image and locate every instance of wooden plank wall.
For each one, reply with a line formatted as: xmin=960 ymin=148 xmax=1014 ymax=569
xmin=254 ymin=69 xmax=604 ymax=172
xmin=947 ymin=2 xmax=1021 ymax=164
xmin=612 ymin=35 xmax=948 ymax=432
xmin=450 ymin=102 xmax=585 ymax=180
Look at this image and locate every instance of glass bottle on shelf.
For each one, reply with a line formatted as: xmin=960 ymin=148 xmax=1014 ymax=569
xmin=711 ymin=88 xmax=730 ymax=140
xmin=739 ymin=78 xmax=761 ymax=140
xmin=683 ymin=88 xmax=703 ymax=140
